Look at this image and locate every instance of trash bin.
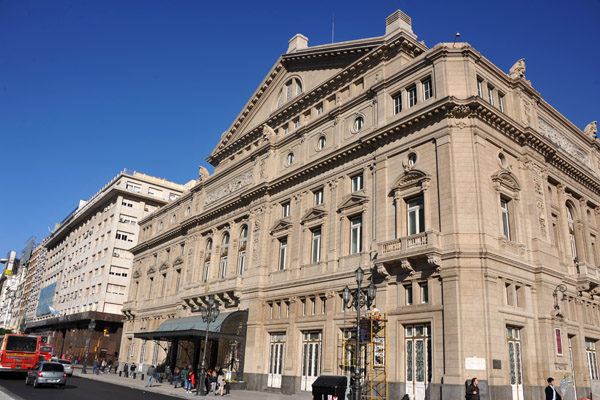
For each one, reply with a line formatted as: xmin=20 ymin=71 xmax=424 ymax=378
xmin=312 ymin=375 xmax=350 ymax=400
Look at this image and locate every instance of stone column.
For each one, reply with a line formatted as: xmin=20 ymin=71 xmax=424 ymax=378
xmin=579 ymin=198 xmax=593 ymax=265
xmin=556 ymin=184 xmax=571 ymax=265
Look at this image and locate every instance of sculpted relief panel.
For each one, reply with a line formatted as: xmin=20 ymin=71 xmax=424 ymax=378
xmin=538 ymin=118 xmax=591 ymax=169
xmin=204 ymin=169 xmax=254 ymax=206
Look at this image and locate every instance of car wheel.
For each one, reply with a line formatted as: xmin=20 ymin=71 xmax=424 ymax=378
xmin=32 ymin=379 xmax=39 ymax=389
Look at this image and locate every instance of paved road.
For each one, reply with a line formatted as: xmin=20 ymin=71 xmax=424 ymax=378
xmin=0 ymin=373 xmax=180 ymax=400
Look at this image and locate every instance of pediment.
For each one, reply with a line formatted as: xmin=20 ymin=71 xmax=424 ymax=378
xmin=492 ymin=170 xmax=521 ymax=192
xmin=132 ymin=270 xmax=141 ymax=279
xmin=392 ymin=169 xmax=430 ymax=191
xmin=159 ymin=261 xmax=170 ymax=271
xmin=337 ymin=193 xmax=369 ymax=213
xmin=271 ymin=218 xmax=293 ymax=234
xmin=300 ymin=207 xmax=328 ymax=225
xmin=208 ymin=40 xmax=385 ymax=165
xmin=147 ymin=266 xmax=156 ymax=276
xmin=172 ymin=256 xmax=184 ymax=266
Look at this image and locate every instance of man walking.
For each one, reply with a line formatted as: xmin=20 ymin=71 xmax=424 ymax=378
xmin=145 ymin=365 xmax=156 ymax=387
xmin=545 ymin=377 xmax=562 ymax=400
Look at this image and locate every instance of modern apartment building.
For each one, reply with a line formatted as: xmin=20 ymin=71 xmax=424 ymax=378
xmin=25 ymin=169 xmax=191 ymax=361
xmin=120 ymin=10 xmax=600 ymax=400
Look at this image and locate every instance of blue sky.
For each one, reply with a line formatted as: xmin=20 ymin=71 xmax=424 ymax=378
xmin=1 ymin=0 xmax=599 ymax=257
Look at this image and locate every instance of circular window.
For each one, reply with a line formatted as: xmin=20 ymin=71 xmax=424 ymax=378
xmin=354 ymin=116 xmax=364 ymax=132
xmin=498 ymin=152 xmax=507 ymax=168
xmin=408 ymin=153 xmax=417 ymax=167
xmin=317 ymin=136 xmax=326 ymax=150
xmin=287 ymin=152 xmax=294 ymax=165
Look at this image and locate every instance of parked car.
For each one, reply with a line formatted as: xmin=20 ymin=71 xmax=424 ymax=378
xmin=25 ymin=361 xmax=67 ymax=389
xmin=57 ymin=359 xmax=74 ymax=377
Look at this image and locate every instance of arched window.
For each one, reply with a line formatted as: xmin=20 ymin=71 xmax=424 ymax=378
xmin=203 ymin=239 xmax=212 ymax=282
xmin=238 ymin=226 xmax=248 ymax=275
xmin=220 ymin=234 xmax=230 ymax=279
xmin=566 ymin=204 xmax=578 ymax=261
xmin=276 ymin=78 xmax=303 ymax=109
xmin=171 ymin=214 xmax=177 ymax=224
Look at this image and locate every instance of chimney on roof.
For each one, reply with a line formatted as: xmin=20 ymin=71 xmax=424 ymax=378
xmin=287 ymin=34 xmax=309 ymax=54
xmin=385 ymin=10 xmax=413 ymax=36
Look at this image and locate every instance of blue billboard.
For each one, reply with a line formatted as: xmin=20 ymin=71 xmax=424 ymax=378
xmin=36 ymin=283 xmax=57 ymax=317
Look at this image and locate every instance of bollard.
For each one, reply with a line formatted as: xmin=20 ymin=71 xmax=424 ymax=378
xmin=133 ymin=372 xmax=136 ymax=379
xmin=119 ymin=371 xmax=122 ymax=377
xmin=141 ymin=373 xmax=145 ymax=381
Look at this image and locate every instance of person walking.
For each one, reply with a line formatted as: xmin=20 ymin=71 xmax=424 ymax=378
xmin=92 ymin=358 xmax=99 ymax=375
xmin=172 ymin=367 xmax=180 ymax=388
xmin=130 ymin=362 xmax=136 ymax=378
xmin=145 ymin=365 xmax=156 ymax=387
xmin=181 ymin=366 xmax=189 ymax=390
xmin=101 ymin=359 xmax=107 ymax=373
xmin=216 ymin=370 xmax=226 ymax=396
xmin=185 ymin=368 xmax=195 ymax=393
xmin=210 ymin=369 xmax=218 ymax=393
xmin=123 ymin=362 xmax=129 ymax=378
xmin=205 ymin=369 xmax=212 ymax=394
xmin=466 ymin=377 xmax=480 ymax=400
xmin=545 ymin=377 xmax=563 ymax=400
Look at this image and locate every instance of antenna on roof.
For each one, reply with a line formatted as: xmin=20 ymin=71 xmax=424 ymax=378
xmin=332 ymin=10 xmax=335 ymax=43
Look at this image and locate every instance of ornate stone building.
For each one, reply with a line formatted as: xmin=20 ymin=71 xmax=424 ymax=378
xmin=120 ymin=10 xmax=600 ymax=400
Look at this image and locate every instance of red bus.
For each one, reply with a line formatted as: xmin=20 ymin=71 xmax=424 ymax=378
xmin=39 ymin=343 xmax=53 ymax=361
xmin=0 ymin=334 xmax=41 ymax=372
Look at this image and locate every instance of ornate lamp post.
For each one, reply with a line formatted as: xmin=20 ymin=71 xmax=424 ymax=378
xmin=553 ymin=284 xmax=568 ymax=311
xmin=196 ymin=295 xmax=220 ymax=396
xmin=81 ymin=318 xmax=96 ymax=374
xmin=342 ymin=266 xmax=376 ymax=400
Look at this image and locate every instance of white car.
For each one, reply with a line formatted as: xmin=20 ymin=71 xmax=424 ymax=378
xmin=57 ymin=359 xmax=74 ymax=377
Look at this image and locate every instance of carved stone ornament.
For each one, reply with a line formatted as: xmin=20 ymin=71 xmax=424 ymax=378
xmin=583 ymin=121 xmax=597 ymax=139
xmin=159 ymin=261 xmax=170 ymax=271
xmin=262 ymin=124 xmax=276 ymax=142
xmin=392 ymin=169 xmax=430 ymax=191
xmin=447 ymin=105 xmax=471 ymax=119
xmin=374 ymin=263 xmax=390 ymax=281
xmin=198 ymin=166 xmax=210 ymax=182
xmin=132 ymin=270 xmax=141 ymax=279
xmin=491 ymin=170 xmax=521 ymax=193
xmin=205 ymin=169 xmax=254 ymax=205
xmin=509 ymin=58 xmax=526 ymax=79
xmin=538 ymin=118 xmax=591 ymax=168
xmin=401 ymin=259 xmax=415 ymax=276
xmin=427 ymin=254 xmax=441 ymax=267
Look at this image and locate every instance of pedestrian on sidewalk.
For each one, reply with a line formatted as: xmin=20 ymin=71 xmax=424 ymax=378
xmin=92 ymin=359 xmax=99 ymax=375
xmin=216 ymin=371 xmax=226 ymax=396
xmin=130 ymin=362 xmax=136 ymax=378
xmin=204 ymin=369 xmax=212 ymax=394
xmin=101 ymin=359 xmax=107 ymax=373
xmin=172 ymin=366 xmax=180 ymax=388
xmin=210 ymin=370 xmax=218 ymax=393
xmin=145 ymin=365 xmax=156 ymax=387
xmin=185 ymin=368 xmax=195 ymax=393
xmin=107 ymin=359 xmax=113 ymax=373
xmin=123 ymin=362 xmax=129 ymax=377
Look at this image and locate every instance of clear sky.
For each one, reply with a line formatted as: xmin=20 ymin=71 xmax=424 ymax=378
xmin=1 ymin=0 xmax=599 ymax=257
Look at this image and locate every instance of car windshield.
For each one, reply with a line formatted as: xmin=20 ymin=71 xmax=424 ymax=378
xmin=42 ymin=363 xmax=64 ymax=372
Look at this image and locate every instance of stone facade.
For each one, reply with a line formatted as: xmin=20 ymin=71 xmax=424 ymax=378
xmin=121 ymin=10 xmax=600 ymax=400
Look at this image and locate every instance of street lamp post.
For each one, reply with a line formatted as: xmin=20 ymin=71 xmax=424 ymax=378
xmin=342 ymin=266 xmax=376 ymax=400
xmin=196 ymin=295 xmax=220 ymax=396
xmin=553 ymin=284 xmax=568 ymax=311
xmin=81 ymin=318 xmax=96 ymax=374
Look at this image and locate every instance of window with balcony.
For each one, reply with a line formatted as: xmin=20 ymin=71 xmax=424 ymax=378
xmin=501 ymin=198 xmax=511 ymax=240
xmin=279 ymin=237 xmax=288 ymax=270
xmin=407 ymin=196 xmax=425 ymax=235
xmin=219 ymin=233 xmax=230 ymax=279
xmin=566 ymin=204 xmax=579 ymax=262
xmin=238 ymin=225 xmax=248 ymax=275
xmin=203 ymin=239 xmax=212 ymax=282
xmin=350 ymin=216 xmax=362 ymax=254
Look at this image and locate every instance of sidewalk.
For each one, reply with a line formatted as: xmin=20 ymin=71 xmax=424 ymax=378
xmin=74 ymin=367 xmax=312 ymax=400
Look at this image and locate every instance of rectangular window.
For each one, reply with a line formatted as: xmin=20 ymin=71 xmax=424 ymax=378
xmin=294 ymin=118 xmax=300 ymax=129
xmin=586 ymin=339 xmax=599 ymax=380
xmin=302 ymin=298 xmax=307 ymax=316
xmin=279 ymin=238 xmax=288 ymax=270
xmin=316 ymin=103 xmax=324 ymax=115
xmin=269 ymin=303 xmax=273 ymax=319
xmin=393 ymin=94 xmax=402 ymax=115
xmin=282 ymin=202 xmax=290 ymax=218
xmin=420 ymin=282 xmax=429 ymax=304
xmin=166 ymin=249 xmax=170 ymax=260
xmin=314 ymin=189 xmax=324 ymax=206
xmin=501 ymin=198 xmax=511 ymax=240
xmin=350 ymin=216 xmax=362 ymax=254
xmin=405 ymin=284 xmax=413 ymax=305
xmin=351 ymin=174 xmax=363 ymax=192
xmin=477 ymin=79 xmax=483 ymax=98
xmin=321 ymin=297 xmax=327 ymax=314
xmin=175 ymin=269 xmax=181 ymax=292
xmin=422 ymin=78 xmax=433 ymax=100
xmin=408 ymin=86 xmax=417 ymax=107
xmin=277 ymin=302 xmax=281 ymax=318
xmin=498 ymin=93 xmax=505 ymax=112
xmin=407 ymin=196 xmax=425 ymax=235
xmin=311 ymin=228 xmax=321 ymax=263
xmin=161 ymin=273 xmax=167 ymax=296
xmin=126 ymin=182 xmax=141 ymax=193
xmin=286 ymin=301 xmax=290 ymax=317
xmin=311 ymin=298 xmax=316 ymax=315
xmin=283 ymin=126 xmax=289 ymax=135
xmin=488 ymin=85 xmax=494 ymax=106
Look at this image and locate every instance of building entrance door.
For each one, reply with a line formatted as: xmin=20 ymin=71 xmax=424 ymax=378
xmin=267 ymin=333 xmax=285 ymax=389
xmin=507 ymin=327 xmax=524 ymax=400
xmin=301 ymin=331 xmax=322 ymax=391
xmin=405 ymin=324 xmax=431 ymax=400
